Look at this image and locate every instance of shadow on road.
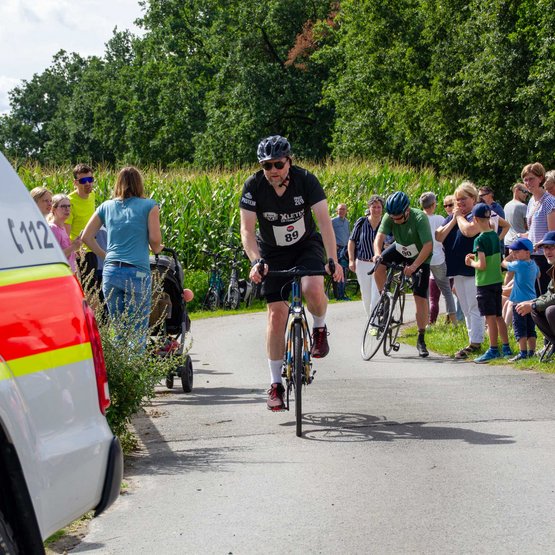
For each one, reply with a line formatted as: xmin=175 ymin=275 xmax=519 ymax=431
xmin=155 ymin=386 xmax=266 ymax=406
xmin=293 ymin=412 xmax=515 ymax=444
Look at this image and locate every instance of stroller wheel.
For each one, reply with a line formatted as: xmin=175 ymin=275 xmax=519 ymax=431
xmin=179 ymin=356 xmax=194 ymax=393
xmin=165 ymin=371 xmax=174 ymax=389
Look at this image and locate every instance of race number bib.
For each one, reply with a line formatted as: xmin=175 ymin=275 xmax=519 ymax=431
xmin=273 ymin=219 xmax=306 ymax=246
xmin=395 ymin=242 xmax=419 ymax=258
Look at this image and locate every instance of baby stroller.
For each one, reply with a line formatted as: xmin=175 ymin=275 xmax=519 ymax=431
xmin=149 ymin=246 xmax=194 ymax=392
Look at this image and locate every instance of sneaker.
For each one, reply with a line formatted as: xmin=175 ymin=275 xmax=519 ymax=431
xmin=417 ymin=337 xmax=429 ymax=358
xmin=454 ymin=344 xmax=481 ymax=360
xmin=508 ymin=352 xmax=527 ymax=362
xmin=266 ymin=383 xmax=285 ymax=411
xmin=341 ymin=296 xmax=351 ymax=301
xmin=311 ymin=326 xmax=330 ymax=358
xmin=474 ymin=348 xmax=501 ymax=364
xmin=501 ymin=344 xmax=513 ymax=357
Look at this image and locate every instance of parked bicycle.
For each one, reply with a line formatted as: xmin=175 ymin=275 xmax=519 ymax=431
xmin=201 ymin=249 xmax=226 ymax=310
xmin=223 ymin=244 xmax=244 ymax=310
xmin=325 ymin=268 xmax=360 ymax=300
xmin=262 ymin=259 xmax=335 ymax=437
xmin=361 ymin=260 xmax=417 ymax=361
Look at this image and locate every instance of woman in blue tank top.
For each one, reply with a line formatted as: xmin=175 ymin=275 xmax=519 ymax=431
xmin=83 ymin=166 xmax=163 ymax=348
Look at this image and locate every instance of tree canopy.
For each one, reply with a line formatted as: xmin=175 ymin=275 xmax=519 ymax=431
xmin=1 ymin=0 xmax=554 ymax=188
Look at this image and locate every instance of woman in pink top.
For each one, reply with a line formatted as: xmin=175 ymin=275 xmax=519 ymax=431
xmin=48 ymin=194 xmax=82 ymax=273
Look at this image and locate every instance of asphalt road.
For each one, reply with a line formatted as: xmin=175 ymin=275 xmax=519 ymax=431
xmin=74 ymin=300 xmax=555 ymax=554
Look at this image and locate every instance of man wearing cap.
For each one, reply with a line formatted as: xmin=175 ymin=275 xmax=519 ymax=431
xmin=515 ymin=230 xmax=555 ymax=351
xmin=419 ymin=191 xmax=457 ymax=324
xmin=502 ymin=238 xmax=539 ymax=361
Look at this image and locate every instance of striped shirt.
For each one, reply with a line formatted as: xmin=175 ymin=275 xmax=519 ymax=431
xmin=349 ymin=216 xmax=380 ymax=260
xmin=527 ymin=192 xmax=555 ymax=254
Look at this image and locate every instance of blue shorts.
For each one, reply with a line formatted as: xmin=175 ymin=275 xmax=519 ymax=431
xmin=512 ymin=308 xmax=536 ymax=340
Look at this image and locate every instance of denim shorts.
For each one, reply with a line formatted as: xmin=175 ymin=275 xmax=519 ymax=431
xmin=512 ymin=308 xmax=536 ymax=340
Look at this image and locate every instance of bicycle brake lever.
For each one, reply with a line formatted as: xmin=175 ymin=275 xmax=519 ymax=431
xmin=328 ymin=258 xmax=336 ymax=275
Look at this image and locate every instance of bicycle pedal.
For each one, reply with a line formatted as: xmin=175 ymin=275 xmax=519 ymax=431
xmin=392 ymin=343 xmax=400 ymax=352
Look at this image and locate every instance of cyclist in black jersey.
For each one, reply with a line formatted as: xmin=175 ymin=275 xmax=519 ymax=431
xmin=240 ymin=136 xmax=343 ymax=410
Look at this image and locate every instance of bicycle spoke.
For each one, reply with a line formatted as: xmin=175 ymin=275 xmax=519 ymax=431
xmin=361 ymin=293 xmax=391 ymax=360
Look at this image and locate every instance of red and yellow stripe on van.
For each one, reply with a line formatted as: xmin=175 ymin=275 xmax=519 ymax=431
xmin=0 ymin=264 xmax=93 ymax=379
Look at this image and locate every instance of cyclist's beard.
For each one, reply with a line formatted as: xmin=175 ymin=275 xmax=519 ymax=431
xmin=274 ymin=173 xmax=290 ymax=188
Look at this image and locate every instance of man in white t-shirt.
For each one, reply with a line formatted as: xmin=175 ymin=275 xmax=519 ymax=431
xmin=419 ymin=192 xmax=457 ymax=324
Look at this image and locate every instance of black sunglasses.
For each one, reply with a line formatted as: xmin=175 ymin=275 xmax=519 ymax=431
xmin=443 ymin=203 xmax=454 ymax=208
xmin=78 ymin=176 xmax=94 ymax=184
xmin=261 ymin=161 xmax=287 ymax=171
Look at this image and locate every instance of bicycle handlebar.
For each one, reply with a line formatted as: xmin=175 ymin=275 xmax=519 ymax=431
xmin=258 ymin=258 xmax=336 ymax=278
xmin=367 ymin=257 xmax=422 ymax=278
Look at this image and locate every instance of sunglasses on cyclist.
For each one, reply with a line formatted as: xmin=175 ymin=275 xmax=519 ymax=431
xmin=261 ymin=161 xmax=287 ymax=171
xmin=78 ymin=176 xmax=94 ymax=184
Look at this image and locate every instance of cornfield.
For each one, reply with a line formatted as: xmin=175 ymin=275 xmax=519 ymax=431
xmin=18 ymin=159 xmax=462 ymax=272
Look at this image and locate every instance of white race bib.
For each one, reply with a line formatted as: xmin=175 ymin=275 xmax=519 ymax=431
xmin=395 ymin=242 xmax=419 ymax=258
xmin=273 ymin=219 xmax=306 ymax=246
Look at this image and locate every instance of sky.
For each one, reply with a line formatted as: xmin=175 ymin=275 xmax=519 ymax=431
xmin=0 ymin=0 xmax=145 ymax=114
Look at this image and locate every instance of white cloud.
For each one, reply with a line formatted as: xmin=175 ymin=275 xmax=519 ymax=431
xmin=0 ymin=0 xmax=144 ymax=114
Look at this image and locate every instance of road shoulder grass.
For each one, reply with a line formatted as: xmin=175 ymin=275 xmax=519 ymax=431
xmin=401 ymin=321 xmax=555 ymax=374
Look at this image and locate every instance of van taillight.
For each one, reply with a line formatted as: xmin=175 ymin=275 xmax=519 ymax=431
xmin=83 ymin=302 xmax=111 ymax=414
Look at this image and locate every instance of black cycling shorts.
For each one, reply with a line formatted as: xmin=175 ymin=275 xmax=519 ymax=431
xmin=380 ymin=243 xmax=430 ymax=299
xmin=260 ymin=234 xmax=326 ymax=303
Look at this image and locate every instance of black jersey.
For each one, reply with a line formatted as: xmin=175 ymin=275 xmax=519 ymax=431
xmin=239 ymin=166 xmax=326 ymax=248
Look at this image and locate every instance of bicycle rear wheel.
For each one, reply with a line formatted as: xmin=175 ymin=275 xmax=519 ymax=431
xmin=293 ymin=320 xmax=303 ymax=437
xmin=204 ymin=288 xmax=220 ymax=311
xmin=361 ymin=292 xmax=392 ymax=360
xmin=226 ymin=286 xmax=240 ymax=310
xmin=384 ymin=291 xmax=405 ymax=355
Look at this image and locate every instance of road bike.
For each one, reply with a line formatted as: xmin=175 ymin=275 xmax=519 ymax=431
xmin=262 ymin=259 xmax=335 ymax=437
xmin=201 ymin=249 xmax=226 ymax=310
xmin=361 ymin=260 xmax=416 ymax=361
xmin=325 ymin=268 xmax=360 ymax=300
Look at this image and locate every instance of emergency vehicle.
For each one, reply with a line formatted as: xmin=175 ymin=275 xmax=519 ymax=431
xmin=0 ymin=153 xmax=122 ymax=553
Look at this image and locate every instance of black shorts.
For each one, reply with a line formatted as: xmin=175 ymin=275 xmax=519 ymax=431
xmin=476 ymin=283 xmax=503 ymax=317
xmin=260 ymin=234 xmax=326 ymax=303
xmin=380 ymin=243 xmax=430 ymax=298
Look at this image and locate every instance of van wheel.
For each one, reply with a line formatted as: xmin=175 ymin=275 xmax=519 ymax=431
xmin=0 ymin=510 xmax=18 ymax=555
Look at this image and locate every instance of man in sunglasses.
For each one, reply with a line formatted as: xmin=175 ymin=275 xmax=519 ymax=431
xmin=372 ymin=191 xmax=433 ymax=357
xmin=66 ymin=163 xmax=98 ymax=287
xmin=240 ymin=135 xmax=343 ymax=411
xmin=503 ymin=182 xmax=530 ymax=256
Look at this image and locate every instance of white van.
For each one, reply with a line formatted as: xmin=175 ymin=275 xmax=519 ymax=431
xmin=0 ymin=153 xmax=122 ymax=553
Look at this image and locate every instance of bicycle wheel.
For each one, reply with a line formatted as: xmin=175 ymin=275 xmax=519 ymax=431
xmin=227 ymin=286 xmax=240 ymax=310
xmin=293 ymin=320 xmax=303 ymax=437
xmin=361 ymin=292 xmax=392 ymax=360
xmin=325 ymin=275 xmax=334 ymax=299
xmin=205 ymin=288 xmax=219 ymax=311
xmin=384 ymin=291 xmax=405 ymax=355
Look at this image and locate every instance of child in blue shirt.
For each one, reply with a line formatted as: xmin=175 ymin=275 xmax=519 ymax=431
xmin=501 ymin=238 xmax=539 ymax=361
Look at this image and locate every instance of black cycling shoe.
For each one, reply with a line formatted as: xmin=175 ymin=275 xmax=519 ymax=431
xmin=417 ymin=338 xmax=429 ymax=358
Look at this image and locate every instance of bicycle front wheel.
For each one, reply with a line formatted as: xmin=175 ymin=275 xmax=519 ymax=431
xmin=384 ymin=291 xmax=405 ymax=355
xmin=204 ymin=288 xmax=220 ymax=311
xmin=361 ymin=293 xmax=392 ymax=360
xmin=226 ymin=286 xmax=240 ymax=310
xmin=293 ymin=320 xmax=303 ymax=437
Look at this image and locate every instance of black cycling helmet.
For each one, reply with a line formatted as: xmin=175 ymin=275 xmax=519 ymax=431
xmin=385 ymin=191 xmax=410 ymax=216
xmin=257 ymin=135 xmax=291 ymax=162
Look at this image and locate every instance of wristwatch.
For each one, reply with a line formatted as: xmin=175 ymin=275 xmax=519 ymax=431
xmin=531 ymin=301 xmax=537 ymax=310
xmin=251 ymin=258 xmax=263 ymax=267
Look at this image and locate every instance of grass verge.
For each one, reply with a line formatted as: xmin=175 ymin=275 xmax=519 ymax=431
xmin=401 ymin=321 xmax=555 ymax=373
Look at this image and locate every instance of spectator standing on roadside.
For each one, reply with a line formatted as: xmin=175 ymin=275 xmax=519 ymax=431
xmin=47 ymin=194 xmax=82 ymax=274
xmin=436 ymin=181 xmax=485 ymax=359
xmin=478 ymin=186 xmax=505 ymax=218
xmin=464 ymin=203 xmax=512 ymax=363
xmin=501 ymin=238 xmax=538 ymax=361
xmin=503 ymin=183 xmax=529 ymax=255
xmin=515 ymin=231 xmax=555 ymax=354
xmin=419 ymin=192 xmax=457 ymax=325
xmin=348 ymin=195 xmax=384 ymax=318
xmin=544 ymin=170 xmax=555 ymax=197
xmin=522 ymin=162 xmax=555 ymax=295
xmin=331 ymin=203 xmax=351 ymax=300
xmin=82 ymin=166 xmax=163 ymax=349
xmin=66 ymin=164 xmax=97 ymax=286
xmin=30 ymin=186 xmax=53 ymax=217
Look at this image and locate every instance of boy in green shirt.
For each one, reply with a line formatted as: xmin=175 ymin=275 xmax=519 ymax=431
xmin=465 ymin=203 xmax=512 ymax=363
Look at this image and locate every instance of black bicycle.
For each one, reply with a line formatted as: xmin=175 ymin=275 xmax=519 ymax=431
xmin=325 ymin=268 xmax=360 ymax=300
xmin=262 ymin=259 xmax=335 ymax=437
xmin=361 ymin=260 xmax=415 ymax=361
xmin=223 ymin=245 xmax=244 ymax=310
